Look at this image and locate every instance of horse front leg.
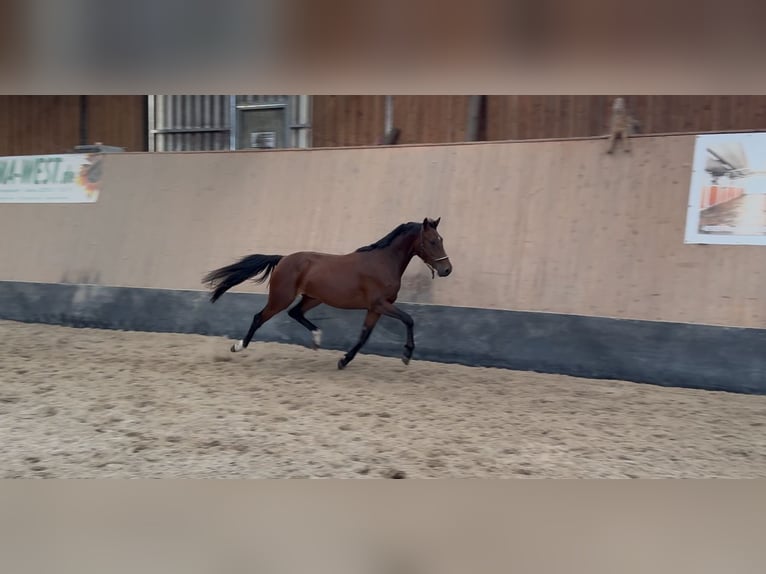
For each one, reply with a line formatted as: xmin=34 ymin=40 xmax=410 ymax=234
xmin=338 ymin=311 xmax=381 ymax=370
xmin=376 ymin=301 xmax=415 ymax=365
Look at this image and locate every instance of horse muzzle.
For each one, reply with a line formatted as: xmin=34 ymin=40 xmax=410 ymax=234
xmin=435 ymin=260 xmax=452 ymax=277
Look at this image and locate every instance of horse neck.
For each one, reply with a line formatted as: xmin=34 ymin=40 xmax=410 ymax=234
xmin=383 ymin=230 xmax=420 ymax=276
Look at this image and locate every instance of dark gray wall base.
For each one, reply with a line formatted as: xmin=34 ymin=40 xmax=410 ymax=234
xmin=1 ymin=281 xmax=765 ymax=395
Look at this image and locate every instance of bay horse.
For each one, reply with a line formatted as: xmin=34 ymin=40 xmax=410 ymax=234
xmin=202 ymin=218 xmax=452 ymax=369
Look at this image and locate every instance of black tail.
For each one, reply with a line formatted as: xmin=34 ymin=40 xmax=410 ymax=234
xmin=202 ymin=254 xmax=283 ymax=303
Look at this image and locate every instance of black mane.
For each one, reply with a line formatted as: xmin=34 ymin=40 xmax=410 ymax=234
xmin=355 ymin=222 xmax=421 ymax=252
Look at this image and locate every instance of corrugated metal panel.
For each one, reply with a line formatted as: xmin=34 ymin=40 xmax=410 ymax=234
xmin=148 ymin=95 xmax=297 ymax=151
xmin=149 ymin=95 xmax=231 ymax=152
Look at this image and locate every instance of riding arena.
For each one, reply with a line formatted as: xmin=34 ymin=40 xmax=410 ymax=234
xmin=2 ymin=96 xmax=766 ymax=478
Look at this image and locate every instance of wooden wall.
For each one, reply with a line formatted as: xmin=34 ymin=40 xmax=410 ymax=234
xmin=312 ymin=96 xmax=766 ymax=147
xmin=5 ymin=96 xmax=766 ymax=155
xmin=86 ymin=96 xmax=147 ymax=151
xmin=0 ymin=96 xmax=146 ymax=156
xmin=311 ymin=96 xmax=471 ymax=147
xmin=2 ymin=136 xmax=766 ymax=329
xmin=486 ymin=96 xmax=766 ymax=140
xmin=0 ymin=96 xmax=80 ymax=156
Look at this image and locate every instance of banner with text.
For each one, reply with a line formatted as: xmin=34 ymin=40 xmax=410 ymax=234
xmin=685 ymin=132 xmax=766 ymax=245
xmin=0 ymin=153 xmax=102 ymax=203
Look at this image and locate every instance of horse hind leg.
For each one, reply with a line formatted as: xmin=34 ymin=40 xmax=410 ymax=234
xmin=232 ymin=310 xmax=265 ymax=352
xmin=231 ymin=279 xmax=297 ymax=353
xmin=288 ymin=295 xmax=323 ymax=349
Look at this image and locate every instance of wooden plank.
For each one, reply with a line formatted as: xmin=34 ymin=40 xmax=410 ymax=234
xmin=2 ymin=135 xmax=765 ymax=329
xmin=86 ymin=96 xmax=146 ymax=151
xmin=0 ymin=96 xmax=80 ymax=156
xmin=312 ymin=95 xmax=766 ymax=148
xmin=713 ymin=96 xmax=733 ymax=131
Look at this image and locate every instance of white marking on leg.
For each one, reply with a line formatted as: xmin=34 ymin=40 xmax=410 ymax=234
xmin=312 ymin=329 xmax=322 ymax=347
xmin=232 ymin=340 xmax=244 ymax=352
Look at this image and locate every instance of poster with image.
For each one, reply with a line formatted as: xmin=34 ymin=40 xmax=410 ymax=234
xmin=685 ymin=132 xmax=766 ymax=245
xmin=0 ymin=153 xmax=102 ymax=203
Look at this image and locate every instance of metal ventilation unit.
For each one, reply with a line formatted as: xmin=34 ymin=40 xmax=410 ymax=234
xmin=249 ymin=131 xmax=276 ymax=149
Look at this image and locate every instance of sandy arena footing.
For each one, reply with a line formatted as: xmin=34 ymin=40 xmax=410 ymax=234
xmin=1 ymin=320 xmax=765 ymax=478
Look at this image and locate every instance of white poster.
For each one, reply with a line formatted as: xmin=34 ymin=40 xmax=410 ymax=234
xmin=685 ymin=132 xmax=766 ymax=245
xmin=0 ymin=153 xmax=102 ymax=203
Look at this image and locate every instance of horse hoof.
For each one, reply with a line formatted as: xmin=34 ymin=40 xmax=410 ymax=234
xmin=337 ymin=358 xmax=347 ymax=370
xmin=402 ymin=356 xmax=411 ymax=366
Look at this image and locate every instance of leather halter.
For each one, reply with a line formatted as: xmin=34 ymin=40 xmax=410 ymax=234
xmin=420 ymin=229 xmax=449 ymax=278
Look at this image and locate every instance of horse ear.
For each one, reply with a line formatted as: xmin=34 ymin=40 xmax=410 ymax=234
xmin=423 ymin=218 xmax=430 ymax=228
xmin=433 ymin=217 xmax=441 ymax=228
